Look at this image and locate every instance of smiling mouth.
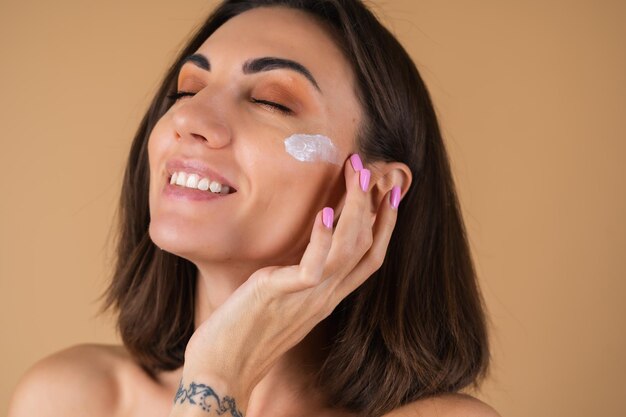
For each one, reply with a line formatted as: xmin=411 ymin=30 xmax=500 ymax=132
xmin=167 ymin=173 xmax=237 ymax=195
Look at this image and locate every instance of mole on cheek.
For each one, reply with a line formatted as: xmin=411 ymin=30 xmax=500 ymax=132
xmin=283 ymin=133 xmax=341 ymax=165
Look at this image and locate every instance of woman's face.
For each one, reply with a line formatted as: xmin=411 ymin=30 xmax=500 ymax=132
xmin=148 ymin=6 xmax=362 ymax=268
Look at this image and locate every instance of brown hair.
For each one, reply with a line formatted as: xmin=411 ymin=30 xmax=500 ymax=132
xmin=100 ymin=1 xmax=491 ymax=416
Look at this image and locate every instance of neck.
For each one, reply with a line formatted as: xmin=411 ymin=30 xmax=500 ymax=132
xmin=191 ymin=264 xmax=333 ymax=416
xmin=194 ymin=261 xmax=258 ymax=316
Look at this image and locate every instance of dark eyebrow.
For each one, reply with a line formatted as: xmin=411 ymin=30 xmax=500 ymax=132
xmin=179 ymin=53 xmax=322 ymax=94
xmin=243 ymin=57 xmax=322 ymax=93
xmin=180 ymin=53 xmax=210 ymax=71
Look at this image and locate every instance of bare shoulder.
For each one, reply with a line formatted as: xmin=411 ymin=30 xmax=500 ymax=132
xmin=7 ymin=343 xmax=130 ymax=417
xmin=382 ymin=393 xmax=501 ymax=417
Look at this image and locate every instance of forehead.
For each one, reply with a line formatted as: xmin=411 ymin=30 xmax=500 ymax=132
xmin=192 ymin=6 xmax=355 ymax=94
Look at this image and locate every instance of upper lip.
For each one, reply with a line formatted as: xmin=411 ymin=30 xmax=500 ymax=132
xmin=166 ymin=158 xmax=237 ymax=192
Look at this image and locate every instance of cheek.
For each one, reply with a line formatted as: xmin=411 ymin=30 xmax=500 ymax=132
xmin=147 ymin=120 xmax=173 ymax=199
xmin=147 ymin=118 xmax=174 ymax=169
xmin=243 ymin=165 xmax=337 ymax=264
xmin=242 ymin=153 xmax=329 ymax=261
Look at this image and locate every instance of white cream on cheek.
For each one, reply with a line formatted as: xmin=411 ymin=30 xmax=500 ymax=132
xmin=283 ymin=133 xmax=341 ymax=165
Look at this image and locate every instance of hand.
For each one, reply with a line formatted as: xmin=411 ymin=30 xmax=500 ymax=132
xmin=177 ymin=154 xmax=400 ymax=414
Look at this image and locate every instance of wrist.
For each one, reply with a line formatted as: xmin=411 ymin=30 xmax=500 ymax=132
xmin=171 ymin=372 xmax=249 ymax=417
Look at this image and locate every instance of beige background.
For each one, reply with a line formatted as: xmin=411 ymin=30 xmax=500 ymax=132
xmin=1 ymin=0 xmax=625 ymax=415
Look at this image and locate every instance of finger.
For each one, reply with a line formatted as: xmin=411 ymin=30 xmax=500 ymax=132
xmin=274 ymin=207 xmax=334 ymax=294
xmin=335 ymin=186 xmax=399 ymax=298
xmin=324 ymin=155 xmax=373 ymax=278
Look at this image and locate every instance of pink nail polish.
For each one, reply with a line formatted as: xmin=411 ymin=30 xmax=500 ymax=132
xmin=350 ymin=153 xmax=363 ymax=171
xmin=360 ymin=169 xmax=370 ymax=192
xmin=390 ymin=186 xmax=401 ymax=209
xmin=322 ymin=207 xmax=334 ymax=229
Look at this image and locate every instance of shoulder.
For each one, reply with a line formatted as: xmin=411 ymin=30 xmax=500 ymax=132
xmin=382 ymin=393 xmax=502 ymax=417
xmin=7 ymin=343 xmax=130 ymax=417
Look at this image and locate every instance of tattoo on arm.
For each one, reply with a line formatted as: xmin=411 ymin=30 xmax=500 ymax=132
xmin=174 ymin=379 xmax=244 ymax=417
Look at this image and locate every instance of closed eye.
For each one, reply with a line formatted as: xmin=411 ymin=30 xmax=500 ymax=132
xmin=166 ymin=91 xmax=293 ymax=115
xmin=249 ymin=98 xmax=293 ymax=115
xmin=166 ymin=91 xmax=195 ymax=101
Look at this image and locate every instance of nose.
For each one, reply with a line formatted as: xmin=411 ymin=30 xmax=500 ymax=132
xmin=170 ymin=89 xmax=232 ymax=149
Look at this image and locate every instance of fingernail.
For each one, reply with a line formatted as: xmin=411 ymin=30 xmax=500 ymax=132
xmin=390 ymin=186 xmax=401 ymax=209
xmin=359 ymin=169 xmax=370 ymax=192
xmin=322 ymin=207 xmax=334 ymax=229
xmin=350 ymin=153 xmax=363 ymax=171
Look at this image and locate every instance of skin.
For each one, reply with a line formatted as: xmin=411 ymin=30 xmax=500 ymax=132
xmin=8 ymin=6 xmax=501 ymax=417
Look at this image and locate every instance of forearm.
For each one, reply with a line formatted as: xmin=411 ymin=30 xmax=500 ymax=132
xmin=168 ymin=376 xmax=248 ymax=417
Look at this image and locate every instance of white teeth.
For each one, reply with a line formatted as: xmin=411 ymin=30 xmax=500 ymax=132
xmin=197 ymin=178 xmax=210 ymax=191
xmin=209 ymin=181 xmax=222 ymax=193
xmin=175 ymin=172 xmax=187 ymax=186
xmin=186 ymin=174 xmax=199 ymax=188
xmin=169 ymin=171 xmax=232 ymax=194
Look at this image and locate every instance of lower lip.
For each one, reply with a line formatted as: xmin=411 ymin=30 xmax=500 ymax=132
xmin=163 ymin=182 xmax=235 ymax=201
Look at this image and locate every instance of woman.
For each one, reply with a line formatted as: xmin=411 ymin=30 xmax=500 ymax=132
xmin=8 ymin=1 xmax=499 ymax=416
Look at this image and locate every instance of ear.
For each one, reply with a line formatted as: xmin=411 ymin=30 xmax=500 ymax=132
xmin=366 ymin=160 xmax=412 ymax=220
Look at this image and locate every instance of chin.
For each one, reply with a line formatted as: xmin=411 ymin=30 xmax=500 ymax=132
xmin=148 ymin=210 xmax=310 ymax=268
xmin=148 ymin=218 xmax=228 ymax=262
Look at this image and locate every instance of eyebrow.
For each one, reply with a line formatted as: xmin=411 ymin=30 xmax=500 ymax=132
xmin=178 ymin=53 xmax=322 ymax=94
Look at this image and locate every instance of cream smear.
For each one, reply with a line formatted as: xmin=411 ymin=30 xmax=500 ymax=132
xmin=283 ymin=133 xmax=341 ymax=165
